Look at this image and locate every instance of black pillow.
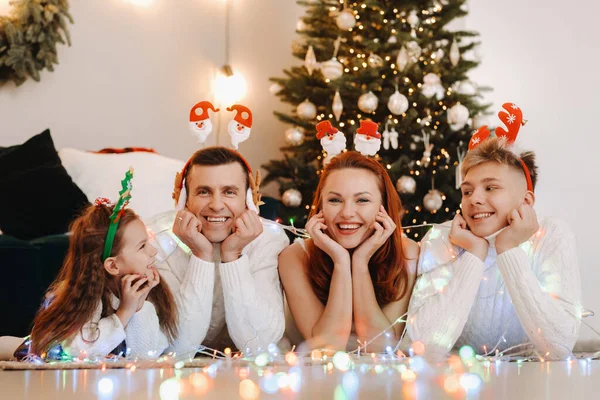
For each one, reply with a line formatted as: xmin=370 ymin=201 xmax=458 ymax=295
xmin=0 ymin=129 xmax=89 ymax=240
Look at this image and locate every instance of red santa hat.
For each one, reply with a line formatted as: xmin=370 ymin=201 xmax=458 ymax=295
xmin=316 ymin=120 xmax=339 ymax=139
xmin=356 ymin=119 xmax=381 ymax=139
xmin=227 ymin=104 xmax=253 ymax=128
xmin=190 ymin=101 xmax=219 ymax=122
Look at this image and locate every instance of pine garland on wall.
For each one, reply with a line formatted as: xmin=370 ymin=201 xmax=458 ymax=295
xmin=0 ymin=0 xmax=73 ymax=86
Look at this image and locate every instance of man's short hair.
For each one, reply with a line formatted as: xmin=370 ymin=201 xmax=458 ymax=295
xmin=185 ymin=146 xmax=251 ymax=191
xmin=461 ymin=137 xmax=538 ymax=190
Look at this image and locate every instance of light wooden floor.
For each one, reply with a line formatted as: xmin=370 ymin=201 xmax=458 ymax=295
xmin=1 ymin=359 xmax=599 ymax=399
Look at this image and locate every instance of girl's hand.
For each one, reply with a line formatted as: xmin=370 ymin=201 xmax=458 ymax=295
xmin=116 ymin=274 xmax=151 ymax=327
xmin=353 ymin=206 xmax=396 ymax=266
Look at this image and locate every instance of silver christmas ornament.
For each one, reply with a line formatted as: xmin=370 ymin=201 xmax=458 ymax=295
xmin=450 ymin=40 xmax=460 ymax=66
xmin=332 ymin=90 xmax=343 ymax=121
xmin=388 ymin=90 xmax=409 ymax=115
xmin=447 ymin=103 xmax=470 ymax=131
xmin=336 ymin=9 xmax=356 ymax=30
xmin=296 ymin=19 xmax=307 ymax=32
xmin=423 ymin=189 xmax=443 ymax=212
xmin=407 ymin=10 xmax=420 ymax=27
xmin=282 ymin=189 xmax=302 ymax=208
xmin=358 ymin=91 xmax=379 ymax=113
xmin=285 ymin=127 xmax=305 ymax=146
xmin=297 ymin=99 xmax=317 ymax=120
xmin=388 ymin=35 xmax=398 ymax=44
xmin=396 ymin=176 xmax=417 ymax=194
xmin=321 ymin=58 xmax=344 ymax=80
xmin=305 ymin=45 xmax=318 ymax=75
xmin=396 ymin=46 xmax=409 ymax=71
xmin=406 ymin=41 xmax=422 ymax=63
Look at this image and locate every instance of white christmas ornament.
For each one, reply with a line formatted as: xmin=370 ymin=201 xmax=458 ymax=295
xmin=396 ymin=46 xmax=409 ymax=71
xmin=282 ymin=189 xmax=302 ymax=208
xmin=455 ymin=80 xmax=477 ymax=96
xmin=388 ymin=90 xmax=409 ymax=115
xmin=406 ymin=41 xmax=422 ymax=63
xmin=450 ymin=40 xmax=460 ymax=66
xmin=269 ymin=82 xmax=283 ymax=95
xmin=332 ymin=90 xmax=343 ymax=121
xmin=336 ymin=9 xmax=356 ymax=30
xmin=321 ymin=58 xmax=344 ymax=80
xmin=447 ymin=103 xmax=470 ymax=131
xmin=382 ymin=122 xmax=399 ymax=150
xmin=423 ymin=190 xmax=443 ymax=212
xmin=407 ymin=10 xmax=420 ymax=27
xmin=285 ymin=127 xmax=305 ymax=146
xmin=305 ymin=45 xmax=318 ymax=75
xmin=358 ymin=91 xmax=379 ymax=113
xmin=421 ymin=73 xmax=445 ymax=100
xmin=297 ymin=99 xmax=317 ymax=120
xmin=388 ymin=35 xmax=398 ymax=44
xmin=396 ymin=176 xmax=416 ymax=194
xmin=296 ymin=19 xmax=307 ymax=32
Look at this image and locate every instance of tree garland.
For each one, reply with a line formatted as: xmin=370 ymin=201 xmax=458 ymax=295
xmin=0 ymin=0 xmax=72 ymax=86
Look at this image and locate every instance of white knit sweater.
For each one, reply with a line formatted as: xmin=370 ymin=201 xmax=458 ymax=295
xmin=407 ymin=217 xmax=582 ymax=360
xmin=62 ymin=295 xmax=168 ymax=359
xmin=156 ymin=220 xmax=289 ymax=355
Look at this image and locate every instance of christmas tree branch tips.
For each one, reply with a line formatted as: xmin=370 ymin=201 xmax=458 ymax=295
xmin=264 ymin=0 xmax=492 ymax=237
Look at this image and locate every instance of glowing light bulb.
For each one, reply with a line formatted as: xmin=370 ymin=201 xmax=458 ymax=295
xmin=214 ymin=66 xmax=247 ymax=106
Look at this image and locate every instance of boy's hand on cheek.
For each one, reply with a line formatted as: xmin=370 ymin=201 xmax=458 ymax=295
xmin=221 ymin=210 xmax=263 ymax=262
xmin=496 ymin=204 xmax=539 ymax=254
xmin=449 ymin=214 xmax=488 ymax=261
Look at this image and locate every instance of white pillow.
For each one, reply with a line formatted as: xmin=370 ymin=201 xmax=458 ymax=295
xmin=59 ymin=148 xmax=185 ymax=220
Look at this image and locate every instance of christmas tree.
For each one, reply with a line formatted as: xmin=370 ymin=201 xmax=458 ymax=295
xmin=263 ymin=0 xmax=490 ymax=239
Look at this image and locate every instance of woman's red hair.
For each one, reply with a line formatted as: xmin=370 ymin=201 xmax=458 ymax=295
xmin=306 ymin=151 xmax=409 ymax=305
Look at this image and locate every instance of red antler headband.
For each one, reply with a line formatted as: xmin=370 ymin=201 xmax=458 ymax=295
xmin=468 ymin=103 xmax=533 ymax=192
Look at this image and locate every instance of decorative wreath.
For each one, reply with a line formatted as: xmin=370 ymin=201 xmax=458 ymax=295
xmin=0 ymin=0 xmax=72 ymax=86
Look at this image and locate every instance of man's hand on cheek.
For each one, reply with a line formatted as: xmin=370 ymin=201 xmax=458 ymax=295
xmin=221 ymin=209 xmax=263 ymax=262
xmin=172 ymin=209 xmax=214 ymax=262
xmin=496 ymin=204 xmax=539 ymax=255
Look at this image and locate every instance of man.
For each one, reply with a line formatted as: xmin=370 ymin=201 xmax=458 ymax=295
xmin=156 ymin=146 xmax=289 ymax=355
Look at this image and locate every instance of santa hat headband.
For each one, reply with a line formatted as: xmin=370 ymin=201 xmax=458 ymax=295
xmin=316 ymin=119 xmax=382 ymax=157
xmin=188 ymin=101 xmax=254 ymax=149
xmin=468 ymin=102 xmax=533 ymax=192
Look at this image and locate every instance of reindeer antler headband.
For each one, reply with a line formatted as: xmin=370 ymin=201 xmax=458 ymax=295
xmin=468 ymin=103 xmax=533 ymax=192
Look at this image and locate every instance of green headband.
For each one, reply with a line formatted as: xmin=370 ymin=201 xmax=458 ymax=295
xmin=102 ymin=167 xmax=134 ymax=262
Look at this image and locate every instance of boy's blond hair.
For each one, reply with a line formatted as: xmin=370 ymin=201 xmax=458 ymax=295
xmin=461 ymin=137 xmax=538 ymax=191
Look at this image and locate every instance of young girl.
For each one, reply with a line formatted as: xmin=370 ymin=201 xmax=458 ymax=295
xmin=1 ymin=172 xmax=179 ymax=361
xmin=279 ymin=151 xmax=419 ymax=352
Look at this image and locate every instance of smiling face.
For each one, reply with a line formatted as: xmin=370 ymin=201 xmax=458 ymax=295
xmin=114 ymin=218 xmax=158 ymax=278
xmin=185 ymin=163 xmax=247 ymax=243
xmin=460 ymin=161 xmax=532 ymax=237
xmin=320 ymin=168 xmax=383 ymax=249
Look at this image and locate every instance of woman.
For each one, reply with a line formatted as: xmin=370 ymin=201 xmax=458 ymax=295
xmin=279 ymin=151 xmax=418 ymax=351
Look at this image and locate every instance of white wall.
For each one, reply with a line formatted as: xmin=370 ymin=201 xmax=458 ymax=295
xmin=467 ymin=0 xmax=600 ymax=348
xmin=2 ymin=0 xmax=599 ymax=348
xmin=0 ymin=0 xmax=302 ymax=191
